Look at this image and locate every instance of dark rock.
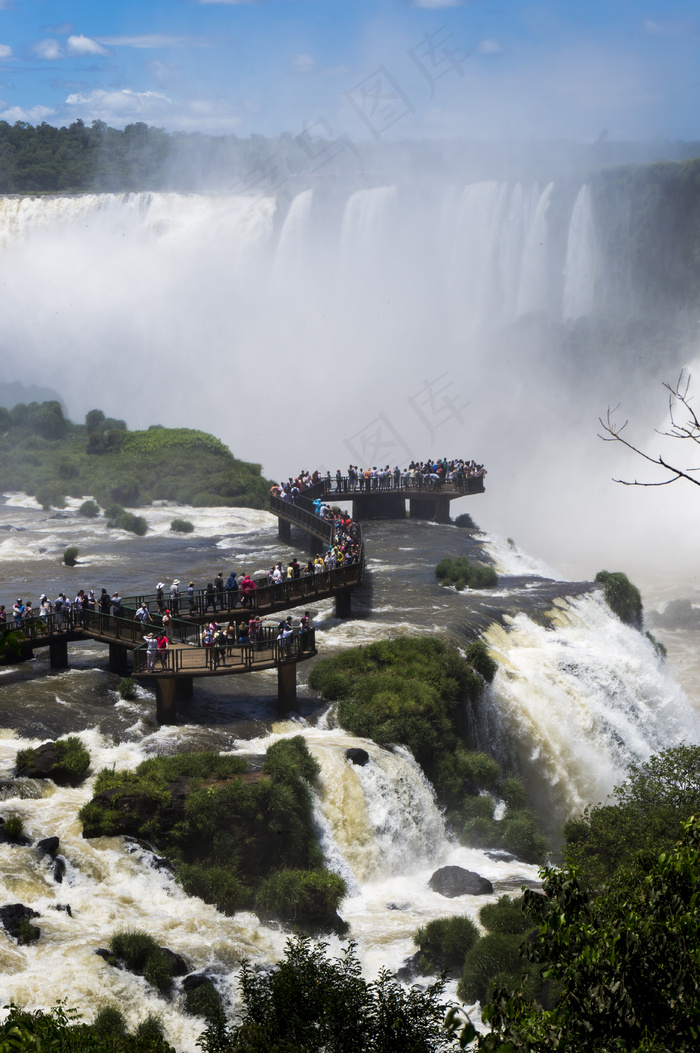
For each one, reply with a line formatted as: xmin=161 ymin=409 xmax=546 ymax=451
xmin=182 ymin=972 xmax=212 ymax=992
xmin=53 ymin=857 xmax=66 ymax=883
xmin=485 ymin=850 xmax=516 ymax=863
xmin=387 ymin=902 xmax=410 ymax=911
xmin=428 ymin=865 xmax=494 ymax=898
xmin=53 ymin=904 xmax=72 ymax=917
xmin=160 ymin=947 xmax=189 ymax=977
xmin=37 ymin=836 xmax=60 ymax=859
xmin=0 ymin=903 xmax=40 ymax=941
xmin=48 ymin=512 xmax=72 ymax=519
xmin=345 ymin=748 xmax=369 ymax=766
xmin=15 ymin=742 xmax=61 ymax=780
xmin=395 ymin=951 xmax=425 ymax=982
xmin=95 ymin=948 xmax=112 ymax=961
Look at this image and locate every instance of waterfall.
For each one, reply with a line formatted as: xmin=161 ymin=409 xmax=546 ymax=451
xmin=483 ymin=592 xmax=700 ymax=820
xmin=563 ymin=184 xmax=598 ymax=320
xmin=516 ymin=182 xmax=554 ymax=317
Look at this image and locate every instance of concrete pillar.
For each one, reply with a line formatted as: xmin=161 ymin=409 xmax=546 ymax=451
xmin=277 ymin=661 xmax=297 ymax=707
xmin=353 ymin=494 xmax=405 ymax=519
xmin=49 ymin=637 xmax=69 ymax=669
xmin=278 ymin=518 xmax=291 ymax=542
xmin=155 ymin=678 xmax=177 ymax=724
xmin=335 ymin=591 xmax=352 ymax=619
xmin=108 ymin=643 xmax=129 ymax=676
xmin=409 ymin=498 xmax=433 ymax=520
xmin=434 ymin=496 xmax=452 ymax=524
xmin=309 ymin=533 xmax=324 ymax=555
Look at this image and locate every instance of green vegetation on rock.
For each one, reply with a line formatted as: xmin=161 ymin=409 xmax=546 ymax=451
xmin=0 ymin=401 xmax=273 ymax=510
xmin=118 ymin=678 xmax=137 ymax=700
xmin=414 ymin=915 xmax=480 ymax=972
xmin=436 ymin=556 xmax=498 ymax=590
xmin=594 ymin=569 xmax=643 ymax=628
xmin=0 ymin=1002 xmax=175 ymax=1052
xmin=15 ymin=735 xmax=90 ymax=786
xmin=3 ymin=815 xmax=25 ymax=841
xmin=308 ymin=636 xmax=547 ymax=864
xmin=170 ymin=518 xmax=194 ymax=533
xmin=108 ymin=931 xmax=184 ymax=994
xmin=79 ymin=740 xmax=344 ymax=926
xmin=78 ymin=499 xmax=100 ymax=518
xmin=63 ymin=546 xmax=79 ymax=567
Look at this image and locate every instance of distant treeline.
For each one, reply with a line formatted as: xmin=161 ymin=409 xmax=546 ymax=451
xmin=0 ymin=400 xmax=273 ymax=510
xmin=2 ymin=118 xmax=700 ymax=195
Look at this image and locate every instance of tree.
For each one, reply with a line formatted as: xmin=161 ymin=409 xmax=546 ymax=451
xmin=600 ymin=370 xmax=700 ymax=487
xmin=478 ymin=818 xmax=700 ymax=1053
xmin=198 ymin=935 xmax=458 ymax=1053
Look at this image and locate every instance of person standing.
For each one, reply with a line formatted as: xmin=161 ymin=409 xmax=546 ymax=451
xmin=145 ymin=633 xmax=158 ymax=672
xmin=99 ymin=589 xmax=110 ymax=615
xmin=188 ymin=581 xmax=196 ymax=614
xmin=157 ymin=632 xmax=169 ymax=670
xmin=161 ymin=608 xmax=173 ymax=643
xmin=169 ymin=580 xmax=180 ymax=614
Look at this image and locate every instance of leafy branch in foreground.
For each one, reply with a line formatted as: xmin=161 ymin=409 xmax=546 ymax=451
xmin=600 ymin=369 xmax=700 ymax=487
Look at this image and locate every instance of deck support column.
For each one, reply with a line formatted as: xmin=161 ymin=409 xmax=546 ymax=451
xmin=278 ymin=518 xmax=291 ymax=542
xmin=108 ymin=643 xmax=129 ymax=676
xmin=335 ymin=591 xmax=352 ymax=619
xmin=277 ymin=661 xmax=297 ymax=707
xmin=49 ymin=637 xmax=68 ymax=669
xmin=153 ymin=677 xmax=192 ymax=724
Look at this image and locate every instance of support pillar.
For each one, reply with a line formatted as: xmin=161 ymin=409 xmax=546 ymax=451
xmin=277 ymin=661 xmax=297 ymax=707
xmin=434 ymin=496 xmax=452 ymax=524
xmin=49 ymin=637 xmax=68 ymax=669
xmin=278 ymin=518 xmax=291 ymax=542
xmin=335 ymin=591 xmax=352 ymax=619
xmin=108 ymin=643 xmax=129 ymax=676
xmin=154 ymin=676 xmax=192 ymax=725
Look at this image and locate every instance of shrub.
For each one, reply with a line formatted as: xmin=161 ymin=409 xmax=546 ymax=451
xmin=184 ymin=981 xmax=223 ymax=1021
xmin=500 ymin=776 xmax=527 ymax=810
xmin=435 ymin=556 xmax=498 ymax=590
xmin=170 ymin=518 xmax=194 ymax=533
xmin=63 ymin=546 xmax=79 ymax=567
xmin=479 ymin=895 xmax=531 ymax=935
xmin=36 ymin=483 xmax=67 ymax=511
xmin=118 ymin=678 xmax=137 ymax=700
xmin=14 ymin=736 xmax=90 ymax=786
xmin=414 ymin=915 xmax=480 ymax=969
xmin=178 ymin=864 xmax=247 ymax=915
xmin=109 ymin=930 xmax=177 ymax=993
xmin=135 ymin=1015 xmax=165 ymax=1040
xmin=78 ymin=499 xmax=100 ymax=517
xmin=498 ymin=811 xmax=549 ymax=865
xmin=458 ymin=932 xmax=524 ymax=1003
xmin=254 ymin=868 xmax=346 ymax=923
xmin=4 ymin=815 xmax=24 ymax=840
xmin=460 ymin=795 xmax=496 ymax=822
xmin=93 ymin=1007 xmax=127 ymax=1037
xmin=465 ymin=640 xmax=498 ymax=683
xmin=17 ymin=919 xmax=40 ymax=945
xmin=454 ymin=513 xmax=477 ymax=529
xmin=595 ymin=570 xmax=643 ymax=628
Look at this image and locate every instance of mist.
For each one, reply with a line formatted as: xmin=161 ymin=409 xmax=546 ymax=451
xmin=0 ymin=158 xmax=699 ymax=583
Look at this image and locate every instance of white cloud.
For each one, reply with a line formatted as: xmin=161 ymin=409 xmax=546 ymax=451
xmin=289 ymin=53 xmax=314 ymax=74
xmin=0 ymin=44 xmax=12 ymax=60
xmin=65 ymin=88 xmax=172 ymax=122
xmin=67 ymin=35 xmax=109 ymax=57
xmin=641 ymin=18 xmax=695 ymax=38
xmin=0 ymin=104 xmax=54 ymax=122
xmin=33 ymin=39 xmax=63 ymax=61
xmin=44 ymin=23 xmax=73 ymax=36
xmin=95 ymin=35 xmax=209 ymax=49
xmin=412 ymin=0 xmax=463 ymax=8
xmin=477 ymin=39 xmax=502 ymax=55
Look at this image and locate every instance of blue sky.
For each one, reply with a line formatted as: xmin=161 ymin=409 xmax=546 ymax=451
xmin=0 ymin=1 xmax=698 ymax=140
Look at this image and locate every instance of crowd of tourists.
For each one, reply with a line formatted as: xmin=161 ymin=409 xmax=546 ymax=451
xmin=271 ymin=458 xmax=486 ymax=503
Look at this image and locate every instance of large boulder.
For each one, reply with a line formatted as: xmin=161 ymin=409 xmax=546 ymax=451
xmin=0 ymin=903 xmax=40 ymax=942
xmin=345 ymin=748 xmax=369 ymax=766
xmin=428 ymin=865 xmax=493 ymax=897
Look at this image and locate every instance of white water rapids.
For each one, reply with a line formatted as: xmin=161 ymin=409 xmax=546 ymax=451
xmin=1 ymin=495 xmax=699 ymax=1048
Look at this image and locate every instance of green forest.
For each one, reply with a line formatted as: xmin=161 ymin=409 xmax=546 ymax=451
xmin=0 ymin=400 xmax=273 ymax=510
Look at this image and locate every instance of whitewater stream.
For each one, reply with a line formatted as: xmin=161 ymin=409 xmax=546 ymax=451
xmin=1 ymin=493 xmax=698 ymax=1048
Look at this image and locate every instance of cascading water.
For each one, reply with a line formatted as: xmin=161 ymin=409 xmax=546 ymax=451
xmin=562 ymin=184 xmax=598 ymax=320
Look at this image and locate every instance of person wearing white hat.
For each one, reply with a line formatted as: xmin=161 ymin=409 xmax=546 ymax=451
xmin=156 ymin=583 xmax=165 ymax=612
xmin=169 ymin=580 xmax=180 ymax=614
xmin=145 ymin=633 xmax=158 ymax=672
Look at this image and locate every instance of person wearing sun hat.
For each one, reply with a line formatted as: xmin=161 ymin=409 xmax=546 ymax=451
xmin=144 ymin=633 xmax=158 ymax=672
xmin=169 ymin=579 xmax=180 ymax=614
xmin=156 ymin=583 xmax=165 ymax=612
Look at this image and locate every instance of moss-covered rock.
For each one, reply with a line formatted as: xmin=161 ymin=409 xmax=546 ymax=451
xmin=79 ymin=741 xmax=343 ymax=926
xmin=595 ymin=570 xmax=643 ymax=628
xmin=15 ymin=736 xmax=90 ymax=786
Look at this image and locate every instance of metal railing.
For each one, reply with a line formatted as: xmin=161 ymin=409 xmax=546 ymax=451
xmin=12 ymin=608 xmax=199 ymax=648
xmin=132 ymin=626 xmax=317 ymax=675
xmin=317 ymin=473 xmax=486 ymax=496
xmin=270 ymin=494 xmax=334 ymax=543
xmin=120 ymin=558 xmax=364 ymax=618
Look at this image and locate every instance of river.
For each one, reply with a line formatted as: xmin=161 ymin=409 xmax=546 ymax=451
xmin=1 ymin=491 xmax=698 ymax=1048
